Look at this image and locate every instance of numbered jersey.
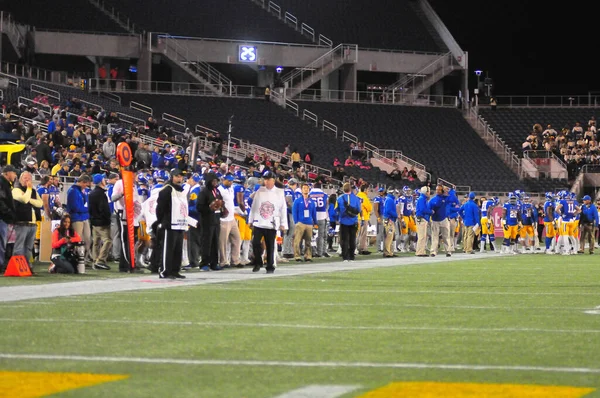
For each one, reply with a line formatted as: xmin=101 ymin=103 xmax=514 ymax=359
xmin=520 ymin=203 xmax=535 ymax=225
xmin=400 ymin=196 xmax=414 ymax=217
xmin=559 ymin=199 xmax=578 ymax=222
xmin=233 ymin=184 xmax=244 ymax=207
xmin=373 ymin=196 xmax=384 ymax=217
xmin=543 ymin=200 xmax=555 ymax=223
xmin=503 ymin=203 xmax=520 ymax=226
xmin=481 ymin=199 xmax=495 ymax=217
xmin=309 ymin=189 xmax=328 ymax=214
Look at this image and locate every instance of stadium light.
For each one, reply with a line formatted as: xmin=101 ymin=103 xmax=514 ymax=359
xmin=275 ymin=66 xmax=283 ymax=74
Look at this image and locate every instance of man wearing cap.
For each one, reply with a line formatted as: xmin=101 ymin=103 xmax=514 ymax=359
xmin=218 ymin=173 xmax=242 ymax=268
xmin=578 ymin=195 xmax=598 ymax=254
xmin=281 ymin=178 xmax=299 ymax=259
xmin=459 ymin=192 xmax=481 ymax=254
xmin=337 ymin=182 xmax=361 ymax=262
xmin=184 ymin=173 xmax=202 ymax=269
xmin=249 ymin=171 xmax=288 ymax=273
xmin=428 ymin=185 xmax=452 ymax=257
xmin=309 ymin=181 xmax=330 ymax=257
xmin=88 ymin=174 xmax=112 ymax=270
xmin=154 ymin=168 xmax=187 ymax=279
xmin=66 ymin=174 xmax=93 ymax=267
xmin=415 ymin=186 xmax=432 ymax=257
xmin=372 ymin=187 xmax=386 ymax=252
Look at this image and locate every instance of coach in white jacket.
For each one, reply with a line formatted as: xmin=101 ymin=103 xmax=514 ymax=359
xmin=249 ymin=171 xmax=288 ymax=274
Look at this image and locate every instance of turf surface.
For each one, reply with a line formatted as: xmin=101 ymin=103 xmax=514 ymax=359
xmin=1 ymin=255 xmax=599 ymax=397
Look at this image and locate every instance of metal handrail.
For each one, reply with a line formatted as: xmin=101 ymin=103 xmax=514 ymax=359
xmin=99 ymin=91 xmax=121 ymax=104
xmin=0 ymin=71 xmax=19 ymax=87
xmin=31 ymin=84 xmax=60 ymax=101
xmin=130 ymin=101 xmax=153 ymax=115
xmin=116 ymin=112 xmax=145 ymax=126
xmin=162 ymin=113 xmax=187 ymax=131
xmin=388 ymin=52 xmax=453 ymax=98
xmin=18 ymin=96 xmax=52 ymax=114
xmin=302 ymin=109 xmax=317 ymax=126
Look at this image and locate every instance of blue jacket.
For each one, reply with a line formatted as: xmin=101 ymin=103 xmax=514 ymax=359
xmin=459 ymin=199 xmax=480 ymax=227
xmin=580 ymin=203 xmax=599 ymax=226
xmin=415 ymin=193 xmax=432 ymax=221
xmin=337 ymin=193 xmax=361 ymax=226
xmin=188 ymin=185 xmax=201 ymax=220
xmin=66 ymin=185 xmax=89 ymax=222
xmin=293 ymin=196 xmax=317 ymax=225
xmin=446 ymin=189 xmax=460 ymax=219
xmin=428 ymin=194 xmax=448 ymax=222
xmin=328 ymin=203 xmax=339 ymax=223
xmin=382 ymin=193 xmax=398 ymax=222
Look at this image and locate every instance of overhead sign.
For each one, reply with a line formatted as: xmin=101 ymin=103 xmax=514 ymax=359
xmin=239 ymin=45 xmax=257 ymax=63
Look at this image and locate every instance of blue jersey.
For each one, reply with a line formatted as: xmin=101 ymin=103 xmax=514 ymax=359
xmin=309 ymin=188 xmax=328 ymax=214
xmin=373 ymin=196 xmax=384 ymax=217
xmin=543 ymin=200 xmax=554 ymax=223
xmin=233 ymin=184 xmax=244 ymax=207
xmin=521 ymin=203 xmax=536 ymax=225
xmin=137 ymin=186 xmax=150 ymax=201
xmin=244 ymin=187 xmax=253 ymax=209
xmin=559 ymin=199 xmax=577 ymax=222
xmin=284 ymin=187 xmax=294 ymax=213
xmin=400 ymin=195 xmax=414 ymax=217
xmin=503 ymin=203 xmax=520 ymax=226
xmin=481 ymin=199 xmax=495 ymax=218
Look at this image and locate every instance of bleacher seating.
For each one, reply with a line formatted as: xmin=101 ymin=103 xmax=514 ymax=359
xmin=3 ymin=0 xmax=126 ymax=33
xmin=117 ymin=94 xmax=402 ymax=186
xmin=479 ymin=107 xmax=597 ymax=156
xmin=298 ymin=101 xmax=523 ymax=192
xmin=101 ymin=0 xmax=313 ymax=44
xmin=274 ymin=0 xmax=445 ymax=51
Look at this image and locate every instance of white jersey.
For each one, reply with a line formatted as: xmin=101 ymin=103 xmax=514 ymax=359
xmin=249 ymin=186 xmax=288 ymax=230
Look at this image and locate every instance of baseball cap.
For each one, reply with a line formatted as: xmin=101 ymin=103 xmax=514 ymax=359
xmin=170 ymin=168 xmax=183 ymax=177
xmin=262 ymin=170 xmax=275 ymax=179
xmin=378 ymin=187 xmax=385 ymax=192
xmin=469 ymin=192 xmax=476 ymax=199
xmin=2 ymin=165 xmax=17 ymax=173
xmin=93 ymin=174 xmax=105 ymax=185
xmin=288 ymin=178 xmax=298 ymax=185
xmin=583 ymin=195 xmax=591 ymax=201
xmin=108 ymin=172 xmax=120 ymax=180
xmin=191 ymin=173 xmax=202 ymax=183
xmin=223 ymin=173 xmax=235 ymax=181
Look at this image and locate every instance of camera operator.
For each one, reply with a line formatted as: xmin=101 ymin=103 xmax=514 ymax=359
xmin=49 ymin=214 xmax=84 ymax=274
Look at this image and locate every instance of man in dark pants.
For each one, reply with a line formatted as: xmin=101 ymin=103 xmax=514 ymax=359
xmin=184 ymin=173 xmax=202 ymax=270
xmin=88 ymin=174 xmax=112 ymax=270
xmin=197 ymin=172 xmax=224 ymax=271
xmin=336 ymin=182 xmax=361 ymax=262
xmin=248 ymin=171 xmax=288 ymax=273
xmin=155 ymin=168 xmax=187 ymax=279
xmin=0 ymin=165 xmax=17 ymax=272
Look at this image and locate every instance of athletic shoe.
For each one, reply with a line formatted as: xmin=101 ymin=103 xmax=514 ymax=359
xmin=234 ymin=264 xmax=245 ymax=268
xmin=173 ymin=273 xmax=186 ymax=279
xmin=266 ymin=268 xmax=275 ymax=274
xmin=181 ymin=265 xmax=192 ymax=271
xmin=446 ymin=253 xmax=452 ymax=257
xmin=322 ymin=252 xmax=331 ymax=258
xmin=159 ymin=275 xmax=176 ymax=280
xmin=343 ymin=260 xmax=349 ymax=263
xmin=200 ymin=266 xmax=210 ymax=272
xmin=93 ymin=263 xmax=111 ymax=270
xmin=210 ymin=266 xmax=224 ymax=271
xmin=252 ymin=265 xmax=261 ymax=272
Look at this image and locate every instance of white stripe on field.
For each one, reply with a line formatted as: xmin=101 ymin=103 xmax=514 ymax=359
xmin=0 ymin=317 xmax=598 ymax=334
xmin=1 ymin=353 xmax=599 ymax=374
xmin=48 ymin=298 xmax=588 ymax=311
xmin=185 ymin=286 xmax=600 ymax=296
xmin=274 ymin=385 xmax=361 ymax=398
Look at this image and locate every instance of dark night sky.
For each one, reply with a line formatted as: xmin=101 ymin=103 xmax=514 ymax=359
xmin=427 ymin=1 xmax=595 ymax=96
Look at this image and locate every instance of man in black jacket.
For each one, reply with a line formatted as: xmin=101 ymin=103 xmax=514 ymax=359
xmin=155 ymin=168 xmax=187 ymax=279
xmin=197 ymin=172 xmax=225 ymax=271
xmin=88 ymin=174 xmax=112 ymax=270
xmin=0 ymin=165 xmax=17 ymax=271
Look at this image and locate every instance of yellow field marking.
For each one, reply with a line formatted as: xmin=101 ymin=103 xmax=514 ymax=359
xmin=0 ymin=371 xmax=128 ymax=397
xmin=358 ymin=382 xmax=596 ymax=398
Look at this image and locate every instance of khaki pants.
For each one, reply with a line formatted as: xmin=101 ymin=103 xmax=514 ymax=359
xmin=92 ymin=225 xmax=112 ymax=264
xmin=72 ymin=220 xmax=92 ymax=263
xmin=416 ymin=218 xmax=429 ymax=255
xmin=463 ymin=225 xmax=475 ymax=253
xmin=294 ymin=223 xmax=313 ymax=259
xmin=383 ymin=219 xmax=396 ymax=256
xmin=448 ymin=218 xmax=457 ymax=252
xmin=219 ymin=219 xmax=241 ymax=265
xmin=580 ymin=224 xmax=595 ymax=253
xmin=358 ymin=220 xmax=369 ymax=251
xmin=430 ymin=218 xmax=451 ymax=255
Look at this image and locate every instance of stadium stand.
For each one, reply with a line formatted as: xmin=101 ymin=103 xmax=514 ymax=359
xmin=297 ymin=101 xmax=523 ymax=191
xmin=117 ymin=94 xmax=405 ymax=186
xmin=100 ymin=0 xmax=314 ymax=44
xmin=273 ymin=0 xmax=445 ymax=51
xmin=3 ymin=0 xmax=127 ymax=33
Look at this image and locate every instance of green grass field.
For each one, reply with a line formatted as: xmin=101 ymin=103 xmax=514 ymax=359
xmin=1 ymin=255 xmax=600 ymax=397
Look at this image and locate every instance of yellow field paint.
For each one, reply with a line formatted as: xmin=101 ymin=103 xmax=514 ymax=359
xmin=0 ymin=371 xmax=128 ymax=397
xmin=358 ymin=382 xmax=596 ymax=398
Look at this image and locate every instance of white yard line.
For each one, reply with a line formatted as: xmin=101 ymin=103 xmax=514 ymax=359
xmin=273 ymin=385 xmax=361 ymax=398
xmin=0 ymin=317 xmax=598 ymax=334
xmin=34 ymin=298 xmax=588 ymax=311
xmin=1 ymin=353 xmax=600 ymax=374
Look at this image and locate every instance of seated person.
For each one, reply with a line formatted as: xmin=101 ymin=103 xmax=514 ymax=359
xmin=49 ymin=214 xmax=83 ymax=274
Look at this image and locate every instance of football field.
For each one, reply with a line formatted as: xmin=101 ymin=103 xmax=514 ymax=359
xmin=1 ymin=254 xmax=600 ymax=397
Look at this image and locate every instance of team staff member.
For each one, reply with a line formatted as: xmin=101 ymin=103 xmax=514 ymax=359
xmin=185 ymin=173 xmax=202 ymax=269
xmin=155 ymin=168 xmax=188 ymax=279
xmin=12 ymin=171 xmax=43 ymax=272
xmin=197 ymin=172 xmax=225 ymax=271
xmin=579 ymin=195 xmax=598 ymax=254
xmin=337 ymin=182 xmax=361 ymax=262
xmin=428 ymin=185 xmax=452 ymax=257
xmin=309 ymin=182 xmax=329 ymax=257
xmin=249 ymin=171 xmax=288 ymax=273
xmin=415 ymin=186 xmax=431 ymax=257
xmin=382 ymin=187 xmax=398 ymax=258
xmin=459 ymin=192 xmax=480 ymax=254
xmin=372 ymin=187 xmax=386 ymax=252
xmin=0 ymin=165 xmax=17 ymax=273
xmin=282 ymin=178 xmax=299 ymax=258
xmin=446 ymin=189 xmax=460 ymax=253
xmin=88 ymin=174 xmax=112 ymax=270
xmin=218 ymin=173 xmax=242 ymax=268
xmin=66 ymin=174 xmax=92 ymax=266
xmin=356 ymin=184 xmax=372 ymax=255
xmin=293 ymin=182 xmax=317 ymax=262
